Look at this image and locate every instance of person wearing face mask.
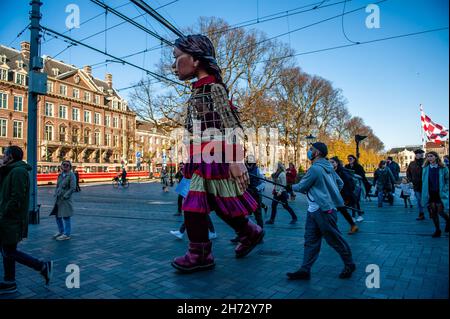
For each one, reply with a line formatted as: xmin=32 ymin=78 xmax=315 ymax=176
xmin=288 ymin=142 xmax=355 ymax=280
xmin=0 ymin=146 xmax=53 ymax=294
xmin=421 ymin=151 xmax=449 ymax=237
xmin=407 ymin=149 xmax=426 ymax=220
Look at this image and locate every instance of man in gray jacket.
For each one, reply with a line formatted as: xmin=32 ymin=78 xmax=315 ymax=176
xmin=288 ymin=142 xmax=355 ymax=280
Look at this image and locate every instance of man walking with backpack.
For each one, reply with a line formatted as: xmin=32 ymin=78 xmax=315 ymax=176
xmin=287 ymin=142 xmax=355 ymax=280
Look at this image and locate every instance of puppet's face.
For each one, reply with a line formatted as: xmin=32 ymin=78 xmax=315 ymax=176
xmin=172 ymin=47 xmax=198 ymax=81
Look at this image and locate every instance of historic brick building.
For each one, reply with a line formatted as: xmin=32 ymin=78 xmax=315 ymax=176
xmin=0 ymin=41 xmax=136 ymax=171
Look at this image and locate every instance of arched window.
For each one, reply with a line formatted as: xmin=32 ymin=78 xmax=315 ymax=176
xmin=84 ymin=128 xmax=91 ymax=144
xmin=59 ymin=125 xmax=67 ymax=142
xmin=44 ymin=124 xmax=53 ymax=141
xmin=72 ymin=127 xmax=79 ymax=143
xmin=94 ymin=130 xmax=101 ymax=145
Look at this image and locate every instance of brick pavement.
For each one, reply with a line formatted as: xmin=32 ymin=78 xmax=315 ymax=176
xmin=0 ymin=181 xmax=448 ymax=299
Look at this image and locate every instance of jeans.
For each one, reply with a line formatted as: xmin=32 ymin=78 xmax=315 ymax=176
xmin=300 ymin=209 xmax=354 ymax=273
xmin=56 ymin=216 xmax=71 ymax=236
xmin=1 ymin=244 xmax=44 ymax=282
xmin=414 ymin=191 xmax=424 ymax=214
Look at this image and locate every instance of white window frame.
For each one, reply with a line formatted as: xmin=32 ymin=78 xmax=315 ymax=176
xmin=105 ymin=115 xmax=111 ymax=127
xmin=105 ymin=133 xmax=111 ymax=147
xmin=0 ymin=92 xmax=8 ymax=109
xmin=84 ymin=91 xmax=91 ymax=102
xmin=13 ymin=120 xmax=23 ymax=139
xmin=13 ymin=95 xmax=23 ymax=112
xmin=94 ymin=113 xmax=101 ymax=125
xmin=73 ymin=88 xmax=80 ymax=99
xmin=15 ymin=72 xmax=26 ymax=85
xmin=47 ymin=81 xmax=54 ymax=93
xmin=0 ymin=118 xmax=7 ymax=137
xmin=72 ymin=108 xmax=80 ymax=121
xmin=94 ymin=131 xmax=101 ymax=145
xmin=0 ymin=55 xmax=6 ymax=64
xmin=59 ymin=105 xmax=67 ymax=119
xmin=44 ymin=124 xmax=54 ymax=141
xmin=84 ymin=110 xmax=91 ymax=123
xmin=59 ymin=84 xmax=67 ymax=96
xmin=95 ymin=95 xmax=100 ymax=105
xmin=113 ymin=135 xmax=119 ymax=147
xmin=0 ymin=68 xmax=7 ymax=81
xmin=113 ymin=117 xmax=119 ymax=128
xmin=45 ymin=102 xmax=54 ymax=117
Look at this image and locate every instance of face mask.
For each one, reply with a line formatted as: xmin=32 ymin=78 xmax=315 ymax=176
xmin=307 ymin=150 xmax=315 ymax=161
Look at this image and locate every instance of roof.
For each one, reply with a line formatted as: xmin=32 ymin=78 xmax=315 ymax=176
xmin=136 ymin=120 xmax=169 ymax=136
xmin=0 ymin=45 xmax=29 ymax=73
xmin=387 ymin=145 xmax=422 ymax=154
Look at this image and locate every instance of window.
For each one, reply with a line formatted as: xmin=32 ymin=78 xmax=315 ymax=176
xmin=47 ymin=81 xmax=54 ymax=93
xmin=0 ymin=55 xmax=6 ymax=64
xmin=84 ymin=129 xmax=90 ymax=144
xmin=14 ymin=96 xmax=23 ymax=111
xmin=15 ymin=73 xmax=25 ymax=85
xmin=105 ymin=115 xmax=111 ymax=127
xmin=44 ymin=125 xmax=53 ymax=141
xmin=13 ymin=121 xmax=23 ymax=138
xmin=52 ymin=68 xmax=59 ymax=76
xmin=45 ymin=102 xmax=54 ymax=117
xmin=84 ymin=111 xmax=91 ymax=123
xmin=95 ymin=95 xmax=100 ymax=105
xmin=94 ymin=113 xmax=101 ymax=125
xmin=72 ymin=128 xmax=79 ymax=142
xmin=59 ymin=126 xmax=67 ymax=142
xmin=72 ymin=88 xmax=80 ymax=99
xmin=59 ymin=105 xmax=67 ymax=119
xmin=112 ymin=100 xmax=118 ymax=109
xmin=113 ymin=117 xmax=119 ymax=128
xmin=0 ymin=118 xmax=7 ymax=137
xmin=0 ymin=92 xmax=8 ymax=109
xmin=59 ymin=84 xmax=67 ymax=96
xmin=105 ymin=133 xmax=111 ymax=146
xmin=113 ymin=135 xmax=119 ymax=147
xmin=17 ymin=60 xmax=24 ymax=69
xmin=72 ymin=108 xmax=80 ymax=121
xmin=0 ymin=68 xmax=7 ymax=81
xmin=84 ymin=91 xmax=91 ymax=102
xmin=94 ymin=131 xmax=101 ymax=145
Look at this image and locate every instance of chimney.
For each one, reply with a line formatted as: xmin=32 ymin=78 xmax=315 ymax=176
xmin=105 ymin=73 xmax=113 ymax=88
xmin=83 ymin=65 xmax=92 ymax=76
xmin=20 ymin=41 xmax=30 ymax=62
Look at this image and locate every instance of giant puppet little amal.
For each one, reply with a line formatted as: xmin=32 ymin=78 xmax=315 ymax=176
xmin=171 ymin=34 xmax=264 ymax=273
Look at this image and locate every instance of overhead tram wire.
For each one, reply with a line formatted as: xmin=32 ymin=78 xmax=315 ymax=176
xmin=87 ymin=0 xmax=351 ymax=68
xmin=41 ymin=26 xmax=186 ymax=88
xmin=8 ymin=23 xmax=31 ymax=47
xmin=130 ymin=0 xmax=184 ymax=37
xmin=42 ymin=1 xmax=131 ymax=45
xmin=258 ymin=26 xmax=449 ymax=64
xmin=341 ymin=0 xmax=360 ymax=44
xmin=45 ymin=0 xmax=179 ymax=60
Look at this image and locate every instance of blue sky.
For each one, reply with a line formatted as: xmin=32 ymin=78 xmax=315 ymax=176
xmin=1 ymin=0 xmax=448 ymax=150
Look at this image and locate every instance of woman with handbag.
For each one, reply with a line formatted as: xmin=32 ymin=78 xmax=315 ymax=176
xmin=265 ymin=162 xmax=298 ymax=225
xmin=53 ymin=160 xmax=76 ymax=241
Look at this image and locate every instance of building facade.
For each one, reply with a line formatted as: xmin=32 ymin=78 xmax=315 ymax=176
xmin=0 ymin=42 xmax=136 ymax=172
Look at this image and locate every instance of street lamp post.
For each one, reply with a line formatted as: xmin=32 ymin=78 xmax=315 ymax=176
xmin=355 ymin=134 xmax=368 ymax=159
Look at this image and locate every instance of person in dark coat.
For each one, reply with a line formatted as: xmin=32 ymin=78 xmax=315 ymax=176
xmin=73 ymin=166 xmax=81 ymax=192
xmin=329 ymin=157 xmax=359 ymax=234
xmin=386 ymin=156 xmax=400 ymax=182
xmin=0 ymin=146 xmax=53 ymax=295
xmin=373 ymin=160 xmax=396 ymax=207
xmin=406 ymin=149 xmax=425 ymax=220
xmin=345 ymin=155 xmax=371 ymax=200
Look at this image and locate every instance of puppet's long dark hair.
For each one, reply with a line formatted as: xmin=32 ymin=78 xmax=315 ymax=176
xmin=174 ymin=34 xmax=227 ymax=91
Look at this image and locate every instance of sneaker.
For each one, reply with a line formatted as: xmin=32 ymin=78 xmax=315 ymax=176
xmin=265 ymin=219 xmax=274 ymax=225
xmin=432 ymin=230 xmax=442 ymax=238
xmin=40 ymin=261 xmax=53 ymax=285
xmin=56 ymin=234 xmax=71 ymax=241
xmin=209 ymin=232 xmax=218 ymax=240
xmin=0 ymin=282 xmax=17 ymax=295
xmin=170 ymin=230 xmax=184 ymax=240
xmin=339 ymin=264 xmax=356 ymax=279
xmin=52 ymin=232 xmax=62 ymax=239
xmin=286 ymin=270 xmax=311 ymax=280
xmin=348 ymin=225 xmax=359 ymax=234
xmin=356 ymin=216 xmax=364 ymax=222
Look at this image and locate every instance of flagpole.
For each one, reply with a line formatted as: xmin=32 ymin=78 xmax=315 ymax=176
xmin=420 ymin=104 xmax=426 ymax=151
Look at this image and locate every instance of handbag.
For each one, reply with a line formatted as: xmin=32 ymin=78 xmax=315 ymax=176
xmin=49 ymin=203 xmax=58 ymax=216
xmin=175 ymin=178 xmax=191 ymax=198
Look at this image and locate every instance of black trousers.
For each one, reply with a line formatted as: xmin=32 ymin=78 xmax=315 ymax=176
xmin=1 ymin=243 xmax=44 ymax=282
xmin=270 ymin=191 xmax=297 ymax=221
xmin=247 ymin=188 xmax=264 ymax=228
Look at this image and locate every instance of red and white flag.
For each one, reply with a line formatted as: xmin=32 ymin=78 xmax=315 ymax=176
xmin=420 ymin=105 xmax=448 ymax=143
